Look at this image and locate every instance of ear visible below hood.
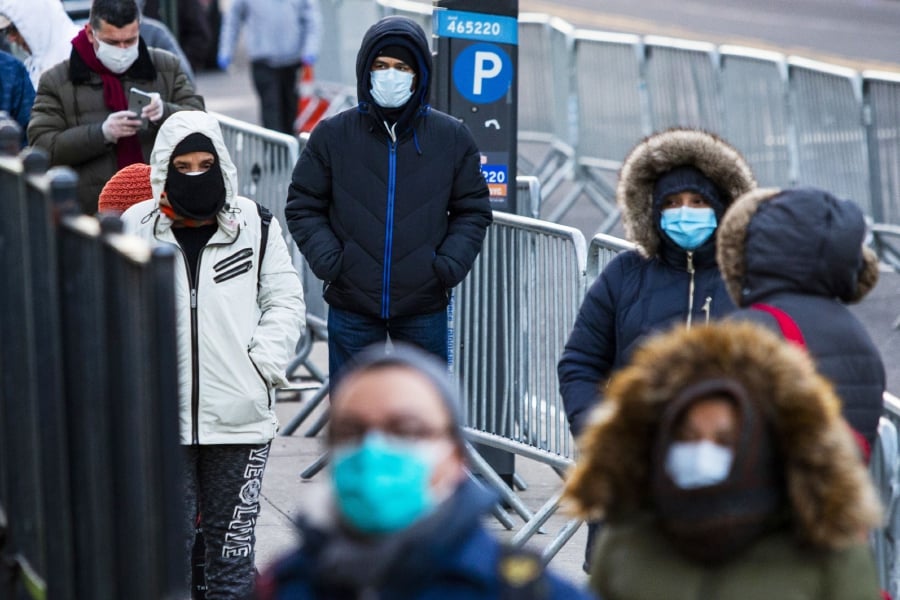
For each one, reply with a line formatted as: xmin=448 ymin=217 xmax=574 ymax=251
xmin=617 ymin=128 xmax=756 ymax=257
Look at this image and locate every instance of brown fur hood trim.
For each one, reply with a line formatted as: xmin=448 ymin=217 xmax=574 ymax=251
xmin=716 ymin=188 xmax=880 ymax=306
xmin=563 ymin=321 xmax=882 ymax=550
xmin=617 ymin=129 xmax=756 ymax=258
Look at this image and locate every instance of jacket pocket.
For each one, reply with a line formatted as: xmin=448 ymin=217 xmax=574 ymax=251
xmin=248 ymin=350 xmax=271 ymax=408
xmin=214 ymin=247 xmax=253 ymax=271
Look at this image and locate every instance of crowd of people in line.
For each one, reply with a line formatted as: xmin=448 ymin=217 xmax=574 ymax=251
xmin=2 ymin=0 xmax=892 ymax=598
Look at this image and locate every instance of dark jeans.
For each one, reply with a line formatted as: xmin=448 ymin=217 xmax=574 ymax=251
xmin=250 ymin=61 xmax=301 ymax=134
xmin=326 ymin=307 xmax=449 ymax=389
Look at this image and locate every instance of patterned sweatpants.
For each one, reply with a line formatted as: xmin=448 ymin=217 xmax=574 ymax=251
xmin=183 ymin=443 xmax=271 ymax=599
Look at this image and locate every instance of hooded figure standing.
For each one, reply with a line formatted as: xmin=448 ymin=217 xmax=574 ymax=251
xmin=564 ymin=321 xmax=883 ymax=600
xmin=284 ymin=16 xmax=492 ymax=389
xmin=557 ymin=128 xmax=756 ymax=568
xmin=716 ymin=187 xmax=885 ymax=451
xmin=121 ymin=110 xmax=306 ymax=598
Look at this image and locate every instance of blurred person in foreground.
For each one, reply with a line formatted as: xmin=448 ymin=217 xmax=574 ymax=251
xmin=564 ymin=320 xmax=883 ymax=600
xmin=28 ymin=0 xmax=203 ymax=214
xmin=0 ymin=48 xmax=33 ymax=146
xmin=257 ymin=344 xmax=596 ymax=600
xmin=716 ymin=186 xmax=885 ymax=456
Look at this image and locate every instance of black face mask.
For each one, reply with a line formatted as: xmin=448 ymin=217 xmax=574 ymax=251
xmin=165 ymin=162 xmax=226 ymax=220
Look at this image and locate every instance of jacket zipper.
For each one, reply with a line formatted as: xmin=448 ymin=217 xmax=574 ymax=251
xmin=213 ymin=260 xmax=253 ymax=283
xmin=381 ymin=124 xmax=398 ymax=319
xmin=702 ymin=296 xmax=713 ymax=324
xmin=213 ymin=247 xmax=253 ymax=272
xmin=170 ymin=242 xmax=203 ymax=445
xmin=685 ymin=251 xmax=696 ymax=329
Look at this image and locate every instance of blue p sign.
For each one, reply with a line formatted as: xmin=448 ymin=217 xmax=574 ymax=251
xmin=452 ymin=43 xmax=513 ymax=104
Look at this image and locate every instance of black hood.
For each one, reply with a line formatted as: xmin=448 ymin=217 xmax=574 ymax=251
xmin=717 ymin=187 xmax=879 ymax=305
xmin=355 ymin=16 xmax=432 ymax=131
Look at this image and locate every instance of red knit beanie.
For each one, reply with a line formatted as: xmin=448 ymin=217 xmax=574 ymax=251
xmin=98 ymin=163 xmax=153 ymax=214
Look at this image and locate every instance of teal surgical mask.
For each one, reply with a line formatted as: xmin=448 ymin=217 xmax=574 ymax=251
xmin=660 ymin=207 xmax=717 ymax=250
xmin=331 ymin=432 xmax=449 ymax=534
xmin=370 ymin=68 xmax=414 ymax=108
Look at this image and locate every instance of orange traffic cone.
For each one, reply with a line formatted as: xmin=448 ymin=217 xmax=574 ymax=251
xmin=295 ymin=64 xmax=330 ymax=134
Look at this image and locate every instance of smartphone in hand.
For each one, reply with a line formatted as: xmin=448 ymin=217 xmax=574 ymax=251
xmin=128 ymin=87 xmax=153 ymax=130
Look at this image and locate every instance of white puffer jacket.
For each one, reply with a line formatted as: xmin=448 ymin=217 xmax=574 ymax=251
xmin=122 ymin=111 xmax=305 ymax=445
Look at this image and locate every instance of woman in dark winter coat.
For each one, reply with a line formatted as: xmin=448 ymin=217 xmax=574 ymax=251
xmin=716 ymin=187 xmax=885 ymax=451
xmin=558 ymin=128 xmax=756 ymax=438
xmin=564 ymin=321 xmax=883 ymax=600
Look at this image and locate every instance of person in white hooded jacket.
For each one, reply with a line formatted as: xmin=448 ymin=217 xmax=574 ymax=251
xmin=0 ymin=0 xmax=80 ymax=89
xmin=121 ymin=109 xmax=305 ymax=598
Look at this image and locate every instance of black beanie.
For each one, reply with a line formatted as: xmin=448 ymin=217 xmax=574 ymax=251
xmin=375 ymin=42 xmax=418 ymax=73
xmin=172 ymin=132 xmax=217 ymax=159
xmin=653 ymin=166 xmax=724 ymax=216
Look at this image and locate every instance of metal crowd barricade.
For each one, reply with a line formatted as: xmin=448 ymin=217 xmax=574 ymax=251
xmin=0 ymin=129 xmax=184 ymax=599
xmin=788 ymin=57 xmax=871 ymax=215
xmin=548 ymin=30 xmax=644 ymax=229
xmin=872 ymin=392 xmax=900 ymax=600
xmin=586 ymin=232 xmax=636 ymax=281
xmin=516 ymin=13 xmax=575 ymax=200
xmin=719 ymin=46 xmax=792 ymax=188
xmin=643 ymin=35 xmax=723 ymax=133
xmin=318 ymin=0 xmax=379 ymax=87
xmin=452 ymin=211 xmax=587 ymax=560
xmin=863 ymin=71 xmax=900 ymax=226
xmin=376 ymin=0 xmax=432 ymax=40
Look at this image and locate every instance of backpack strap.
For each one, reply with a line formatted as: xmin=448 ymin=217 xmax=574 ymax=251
xmin=256 ymin=202 xmax=273 ymax=288
xmin=749 ymin=303 xmax=806 ymax=347
xmin=750 ymin=303 xmax=872 ymax=462
xmin=498 ymin=545 xmax=549 ymax=600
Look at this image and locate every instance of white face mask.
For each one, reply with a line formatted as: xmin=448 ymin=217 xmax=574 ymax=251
xmin=665 ymin=440 xmax=734 ymax=489
xmin=95 ymin=38 xmax=139 ymax=74
xmin=370 ymin=68 xmax=415 ymax=108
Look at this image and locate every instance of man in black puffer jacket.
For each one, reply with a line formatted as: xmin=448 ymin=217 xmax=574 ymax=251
xmin=285 ymin=16 xmax=492 ymax=387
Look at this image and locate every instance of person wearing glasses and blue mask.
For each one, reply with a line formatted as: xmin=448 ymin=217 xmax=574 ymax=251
xmin=558 ymin=128 xmax=757 ymax=571
xmin=285 ymin=16 xmax=492 ymax=392
xmin=257 ymin=344 xmax=595 ymax=600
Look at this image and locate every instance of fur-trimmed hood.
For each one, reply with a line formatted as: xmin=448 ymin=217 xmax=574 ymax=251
xmin=716 ymin=187 xmax=880 ymax=306
xmin=618 ymin=129 xmax=756 ymax=258
xmin=563 ymin=321 xmax=881 ymax=551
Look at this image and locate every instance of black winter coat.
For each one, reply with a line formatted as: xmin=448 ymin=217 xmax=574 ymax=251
xmin=559 ymin=245 xmax=735 ymax=436
xmin=284 ymin=17 xmax=492 ymax=319
xmin=717 ymin=187 xmax=885 ymax=446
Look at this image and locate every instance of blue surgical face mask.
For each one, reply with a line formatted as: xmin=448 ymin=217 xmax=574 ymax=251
xmin=370 ymin=68 xmax=415 ymax=108
xmin=331 ymin=432 xmax=448 ymax=534
xmin=660 ymin=207 xmax=717 ymax=250
xmin=665 ymin=440 xmax=734 ymax=489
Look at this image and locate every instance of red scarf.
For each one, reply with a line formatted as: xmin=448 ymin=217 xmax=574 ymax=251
xmin=160 ymin=204 xmax=217 ymax=228
xmin=72 ymin=29 xmax=144 ymax=169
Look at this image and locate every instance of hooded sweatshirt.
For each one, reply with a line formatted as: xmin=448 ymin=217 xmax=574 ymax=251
xmin=716 ymin=186 xmax=885 ymax=446
xmin=558 ymin=128 xmax=756 ymax=436
xmin=0 ymin=0 xmax=79 ymax=89
xmin=285 ymin=16 xmax=491 ymax=319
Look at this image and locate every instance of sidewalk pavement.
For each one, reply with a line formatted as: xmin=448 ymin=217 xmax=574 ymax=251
xmin=255 ymin=341 xmax=591 ymax=588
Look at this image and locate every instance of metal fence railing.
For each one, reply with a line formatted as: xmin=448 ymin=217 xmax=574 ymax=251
xmin=0 ymin=122 xmax=184 ymax=599
xmin=452 ymin=210 xmax=586 ymax=560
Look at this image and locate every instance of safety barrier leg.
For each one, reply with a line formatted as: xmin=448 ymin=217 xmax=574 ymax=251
xmin=464 ymin=442 xmax=535 ymax=526
xmin=300 ymin=452 xmax=329 ymax=480
xmin=304 ymin=408 xmax=330 ymax=438
xmin=279 ymin=378 xmax=330 ymax=436
xmin=540 ymin=518 xmax=583 ymax=564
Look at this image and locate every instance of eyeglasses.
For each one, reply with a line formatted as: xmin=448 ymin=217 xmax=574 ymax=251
xmin=330 ymin=417 xmax=453 ymax=446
